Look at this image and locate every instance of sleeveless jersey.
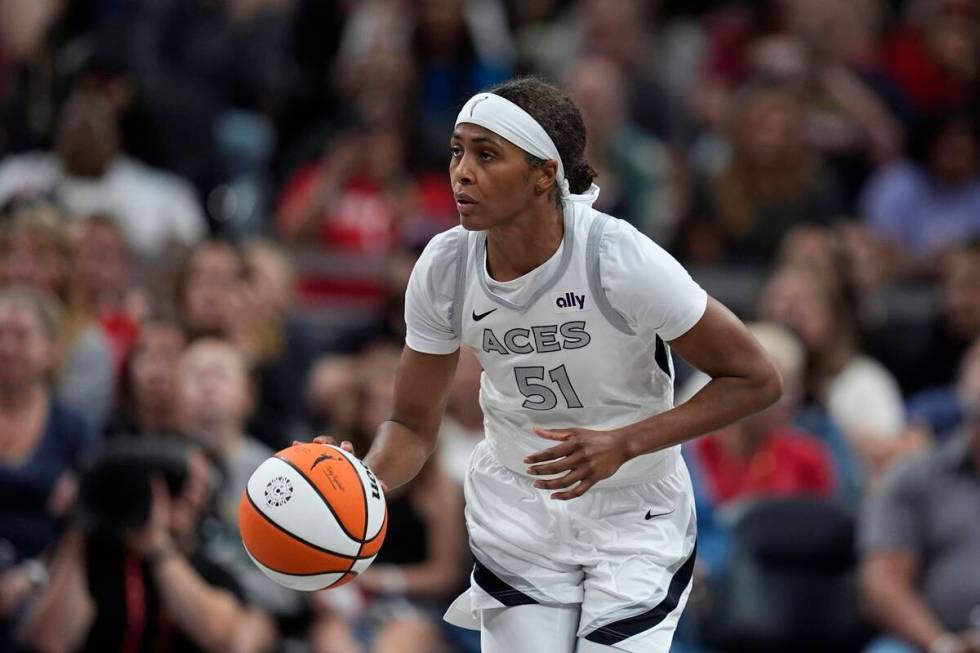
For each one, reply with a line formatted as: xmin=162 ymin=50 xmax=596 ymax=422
xmin=405 ymin=201 xmax=707 ymax=486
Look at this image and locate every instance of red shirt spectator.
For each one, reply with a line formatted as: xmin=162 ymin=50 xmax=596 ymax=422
xmin=692 ymin=426 xmax=835 ymax=505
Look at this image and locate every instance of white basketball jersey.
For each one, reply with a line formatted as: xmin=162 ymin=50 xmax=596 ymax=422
xmin=405 ymin=201 xmax=707 ymax=487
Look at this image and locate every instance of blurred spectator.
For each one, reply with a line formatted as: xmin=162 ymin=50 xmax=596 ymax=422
xmin=0 ymin=89 xmax=207 ymax=263
xmin=868 ymin=239 xmax=980 ymax=398
xmin=177 ymin=338 xmax=272 ymax=527
xmin=23 ymin=437 xmax=276 ymax=653
xmin=565 ymin=54 xmax=678 ymax=243
xmin=409 ymin=0 xmax=513 ymax=162
xmin=332 ymin=0 xmax=416 ymax=130
xmin=105 ymin=318 xmax=187 ymax=439
xmin=684 ymin=323 xmax=838 ymax=574
xmin=276 ymin=122 xmax=411 ymax=254
xmin=758 ymin=263 xmax=925 ymax=486
xmin=312 ymin=346 xmax=466 ymax=653
xmin=860 ymin=111 xmax=980 ymax=271
xmin=0 ymin=0 xmax=67 ymax=155
xmin=859 ymin=338 xmax=980 ymax=653
xmin=684 ymin=81 xmax=840 ymax=266
xmin=0 ymin=287 xmax=97 ymax=653
xmin=517 ymin=0 xmax=681 ymax=142
xmin=176 ymin=239 xmax=313 ymax=447
xmin=275 ymin=122 xmax=454 ymax=325
xmin=880 ymin=0 xmax=979 ymax=117
xmin=747 ymin=0 xmax=904 ymax=203
xmin=177 ymin=337 xmax=303 ymax=622
xmin=241 ymin=239 xmax=318 ymax=445
xmin=0 ymin=205 xmax=115 ymax=430
xmin=128 ymin=0 xmax=295 ymax=194
xmin=439 ymin=347 xmax=485 ymax=485
xmin=307 ymin=355 xmax=362 ymax=441
xmin=71 ymin=214 xmax=144 ymax=377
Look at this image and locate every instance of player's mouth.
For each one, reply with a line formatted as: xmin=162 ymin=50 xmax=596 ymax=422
xmin=455 ymin=192 xmax=477 ymax=215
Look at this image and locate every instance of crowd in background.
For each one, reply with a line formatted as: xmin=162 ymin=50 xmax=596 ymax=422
xmin=0 ymin=0 xmax=979 ymax=652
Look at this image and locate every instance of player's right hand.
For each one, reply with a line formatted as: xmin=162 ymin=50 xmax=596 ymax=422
xmin=295 ymin=437 xmax=389 ymax=493
xmin=295 ymin=435 xmax=355 ymax=455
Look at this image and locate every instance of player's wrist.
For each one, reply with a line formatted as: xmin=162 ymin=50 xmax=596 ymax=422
xmin=615 ymin=424 xmax=645 ymax=461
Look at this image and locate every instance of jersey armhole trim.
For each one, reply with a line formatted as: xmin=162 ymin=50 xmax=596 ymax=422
xmin=586 ymin=214 xmax=636 ymax=336
xmin=450 ymin=229 xmax=470 ymax=338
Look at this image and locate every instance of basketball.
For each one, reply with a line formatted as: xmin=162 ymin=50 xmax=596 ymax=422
xmin=238 ymin=443 xmax=387 ymax=591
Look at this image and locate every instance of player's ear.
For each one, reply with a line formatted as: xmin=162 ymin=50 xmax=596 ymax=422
xmin=534 ymin=160 xmax=559 ymax=195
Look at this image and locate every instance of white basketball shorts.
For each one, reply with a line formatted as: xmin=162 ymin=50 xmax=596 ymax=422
xmin=445 ymin=440 xmax=697 ymax=652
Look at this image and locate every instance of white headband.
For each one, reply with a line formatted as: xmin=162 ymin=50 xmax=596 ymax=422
xmin=455 ymin=92 xmax=599 ymax=206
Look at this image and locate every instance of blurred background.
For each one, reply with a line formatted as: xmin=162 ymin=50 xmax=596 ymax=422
xmin=0 ymin=0 xmax=979 ymax=652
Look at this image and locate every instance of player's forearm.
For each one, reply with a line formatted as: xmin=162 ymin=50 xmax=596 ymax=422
xmin=363 ymin=419 xmax=435 ymax=491
xmin=621 ymin=373 xmax=781 ymax=459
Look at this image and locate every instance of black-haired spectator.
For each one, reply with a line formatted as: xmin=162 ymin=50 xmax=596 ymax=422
xmin=22 ymin=437 xmax=276 ymax=653
xmin=879 ymin=0 xmax=979 ymax=118
xmin=0 ymin=90 xmax=206 ymax=263
xmin=128 ymin=0 xmax=296 ymax=194
xmin=105 ymin=318 xmax=187 ymax=439
xmin=859 ymin=338 xmax=980 ymax=653
xmin=861 ymin=111 xmax=980 ymax=271
xmin=0 ymin=287 xmax=97 ymax=652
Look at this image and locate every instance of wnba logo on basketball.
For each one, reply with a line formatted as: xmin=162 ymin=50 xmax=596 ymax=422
xmin=264 ymin=476 xmax=293 ymax=507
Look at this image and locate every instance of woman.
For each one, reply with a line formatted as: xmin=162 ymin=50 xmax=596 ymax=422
xmin=175 ymin=239 xmax=312 ymax=448
xmin=104 ymin=318 xmax=187 ymax=439
xmin=0 ymin=287 xmax=97 ymax=652
xmin=685 ymin=81 xmax=840 ymax=266
xmin=757 ymin=262 xmax=923 ymax=486
xmin=0 ymin=205 xmax=115 ymax=430
xmin=316 ymin=76 xmax=780 ymax=653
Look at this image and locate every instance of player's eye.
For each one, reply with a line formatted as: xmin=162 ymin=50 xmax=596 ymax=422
xmin=479 ymin=150 xmax=495 ymax=161
xmin=450 ymin=145 xmax=462 ymax=158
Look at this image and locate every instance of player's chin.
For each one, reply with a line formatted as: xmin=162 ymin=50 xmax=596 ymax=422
xmin=459 ymin=211 xmax=492 ymax=231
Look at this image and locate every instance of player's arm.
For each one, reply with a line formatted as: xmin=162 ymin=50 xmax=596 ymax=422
xmin=362 ymin=346 xmax=460 ymax=491
xmin=622 ymin=297 xmax=782 ymax=454
xmin=528 ymin=298 xmax=781 ymax=499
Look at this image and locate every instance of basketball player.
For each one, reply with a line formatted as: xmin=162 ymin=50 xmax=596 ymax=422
xmin=316 ymin=77 xmax=782 ymax=652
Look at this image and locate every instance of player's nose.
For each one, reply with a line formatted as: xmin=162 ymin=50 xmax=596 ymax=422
xmin=451 ymin=153 xmax=474 ymax=187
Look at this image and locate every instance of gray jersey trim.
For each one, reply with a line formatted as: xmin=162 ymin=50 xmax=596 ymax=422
xmin=451 ymin=229 xmax=470 ymax=338
xmin=475 ymin=208 xmax=575 ymax=314
xmin=586 ymin=214 xmax=636 ymax=336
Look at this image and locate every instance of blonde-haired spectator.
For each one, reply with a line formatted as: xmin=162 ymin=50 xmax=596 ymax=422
xmin=0 ymin=205 xmax=115 ymax=430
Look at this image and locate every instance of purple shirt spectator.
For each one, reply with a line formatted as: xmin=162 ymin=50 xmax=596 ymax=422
xmin=862 ymin=161 xmax=980 ymax=260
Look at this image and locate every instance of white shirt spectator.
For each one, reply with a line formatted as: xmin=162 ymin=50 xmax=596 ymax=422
xmin=826 ymin=355 xmax=907 ymax=440
xmin=0 ymin=152 xmax=206 ymax=260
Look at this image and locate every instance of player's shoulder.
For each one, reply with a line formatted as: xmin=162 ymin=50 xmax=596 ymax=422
xmin=583 ymin=209 xmax=677 ymax=267
xmin=410 ymin=226 xmax=468 ymax=295
xmin=418 ymin=225 xmax=467 ymax=259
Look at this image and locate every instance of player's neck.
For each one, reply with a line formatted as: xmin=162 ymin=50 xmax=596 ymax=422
xmin=485 ymin=204 xmax=563 ymax=282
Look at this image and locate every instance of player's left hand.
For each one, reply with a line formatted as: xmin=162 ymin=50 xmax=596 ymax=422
xmin=524 ymin=427 xmax=630 ymax=500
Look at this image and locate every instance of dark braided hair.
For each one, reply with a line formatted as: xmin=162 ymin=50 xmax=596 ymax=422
xmin=486 ymin=77 xmax=597 ymax=199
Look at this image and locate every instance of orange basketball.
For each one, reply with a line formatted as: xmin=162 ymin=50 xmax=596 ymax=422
xmin=238 ymin=443 xmax=387 ymax=591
